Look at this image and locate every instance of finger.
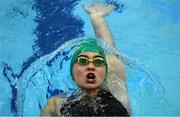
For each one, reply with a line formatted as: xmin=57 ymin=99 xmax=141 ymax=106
xmin=108 ymin=5 xmax=115 ymax=11
xmin=92 ymin=1 xmax=97 ymax=6
xmin=105 ymin=5 xmax=115 ymax=14
xmin=93 ymin=2 xmax=99 ymax=8
xmin=83 ymin=4 xmax=90 ymax=12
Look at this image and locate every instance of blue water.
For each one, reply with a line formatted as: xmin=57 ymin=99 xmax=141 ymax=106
xmin=0 ymin=0 xmax=180 ymax=116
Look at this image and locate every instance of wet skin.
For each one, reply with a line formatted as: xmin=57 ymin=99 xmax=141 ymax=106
xmin=73 ymin=52 xmax=106 ymax=96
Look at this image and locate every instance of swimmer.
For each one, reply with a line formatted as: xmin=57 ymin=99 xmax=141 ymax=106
xmin=41 ymin=2 xmax=130 ymax=116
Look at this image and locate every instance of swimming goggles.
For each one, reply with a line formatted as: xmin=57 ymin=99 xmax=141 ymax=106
xmin=76 ymin=55 xmax=105 ymax=66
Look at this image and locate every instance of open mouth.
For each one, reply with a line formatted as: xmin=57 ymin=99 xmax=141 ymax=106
xmin=86 ymin=73 xmax=96 ymax=83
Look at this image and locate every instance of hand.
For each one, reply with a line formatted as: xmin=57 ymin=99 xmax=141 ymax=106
xmin=83 ymin=2 xmax=114 ymax=17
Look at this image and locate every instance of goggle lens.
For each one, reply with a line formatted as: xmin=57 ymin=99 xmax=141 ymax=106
xmin=78 ymin=57 xmax=88 ymax=65
xmin=93 ymin=57 xmax=105 ymax=66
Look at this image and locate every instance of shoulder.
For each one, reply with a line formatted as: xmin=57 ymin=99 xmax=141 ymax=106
xmin=49 ymin=96 xmax=62 ymax=105
xmin=41 ymin=96 xmax=66 ymax=116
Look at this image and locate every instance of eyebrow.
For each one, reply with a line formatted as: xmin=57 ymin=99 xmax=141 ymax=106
xmin=93 ymin=55 xmax=103 ymax=59
xmin=77 ymin=55 xmax=88 ymax=58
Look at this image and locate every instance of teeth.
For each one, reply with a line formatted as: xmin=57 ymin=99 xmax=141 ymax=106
xmin=86 ymin=73 xmax=95 ymax=79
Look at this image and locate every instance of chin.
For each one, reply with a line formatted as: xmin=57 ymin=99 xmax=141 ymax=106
xmin=86 ymin=85 xmax=101 ymax=91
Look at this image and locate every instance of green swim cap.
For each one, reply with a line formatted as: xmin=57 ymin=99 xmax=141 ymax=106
xmin=70 ymin=37 xmax=107 ymax=77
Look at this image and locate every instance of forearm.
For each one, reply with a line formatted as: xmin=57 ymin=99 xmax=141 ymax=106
xmin=90 ymin=14 xmax=115 ymax=47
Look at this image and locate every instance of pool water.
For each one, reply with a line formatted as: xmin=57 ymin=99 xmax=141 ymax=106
xmin=0 ymin=0 xmax=180 ymax=116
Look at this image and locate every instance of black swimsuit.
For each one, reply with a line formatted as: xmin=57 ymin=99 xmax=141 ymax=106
xmin=60 ymin=90 xmax=130 ymax=116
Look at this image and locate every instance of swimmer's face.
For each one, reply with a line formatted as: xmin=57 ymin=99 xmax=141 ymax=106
xmin=73 ymin=52 xmax=106 ymax=92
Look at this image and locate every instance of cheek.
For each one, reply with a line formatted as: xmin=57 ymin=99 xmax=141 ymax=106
xmin=97 ymin=67 xmax=106 ymax=79
xmin=73 ymin=65 xmax=84 ymax=80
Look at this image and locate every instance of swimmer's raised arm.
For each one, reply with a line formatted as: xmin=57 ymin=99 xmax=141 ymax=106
xmin=83 ymin=3 xmax=115 ymax=47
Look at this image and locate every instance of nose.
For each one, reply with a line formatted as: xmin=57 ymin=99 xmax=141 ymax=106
xmin=87 ymin=62 xmax=95 ymax=71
